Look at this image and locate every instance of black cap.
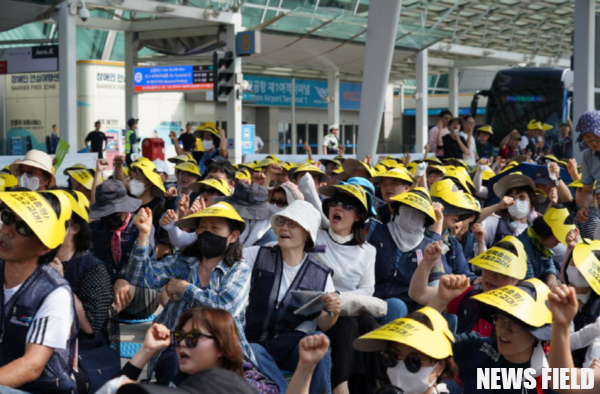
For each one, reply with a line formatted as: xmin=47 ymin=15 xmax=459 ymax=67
xmin=89 ymin=179 xmax=142 ymax=218
xmin=117 ymin=369 xmax=258 ymax=394
xmin=127 ymin=118 xmax=138 ymax=127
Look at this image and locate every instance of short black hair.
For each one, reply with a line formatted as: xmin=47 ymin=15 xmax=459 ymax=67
xmin=95 ymin=121 xmax=101 ymax=126
xmin=204 ymin=160 xmax=236 ymax=184
xmin=463 ymin=115 xmax=474 ymax=122
xmin=440 ymin=110 xmax=453 ymax=118
xmin=532 ymin=216 xmax=554 ymax=240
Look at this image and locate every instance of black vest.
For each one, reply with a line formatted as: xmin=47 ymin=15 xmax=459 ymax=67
xmin=492 ymin=216 xmax=530 ymax=247
xmin=456 ymin=285 xmax=484 ymax=334
xmin=0 ymin=262 xmax=77 ymax=394
xmin=245 ymin=246 xmax=332 ymax=344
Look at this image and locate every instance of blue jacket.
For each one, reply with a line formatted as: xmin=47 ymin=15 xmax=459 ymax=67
xmin=367 ymin=222 xmax=448 ymax=312
xmin=460 ymin=231 xmax=477 ymax=262
xmin=440 ymin=233 xmax=477 ymax=282
xmin=517 ymin=231 xmax=557 ymax=281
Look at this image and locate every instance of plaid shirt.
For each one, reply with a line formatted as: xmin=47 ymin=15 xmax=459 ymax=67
xmin=126 ymin=243 xmax=255 ymax=368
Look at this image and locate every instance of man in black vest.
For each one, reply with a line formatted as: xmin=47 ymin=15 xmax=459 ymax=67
xmin=0 ymin=191 xmax=77 ymax=394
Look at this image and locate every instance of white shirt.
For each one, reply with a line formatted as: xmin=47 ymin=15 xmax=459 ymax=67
xmin=459 ymin=131 xmax=477 ymax=166
xmin=4 ymin=285 xmax=74 ymax=351
xmin=311 ymin=229 xmax=376 ymax=295
xmin=243 ymin=246 xmax=335 ymax=302
xmin=482 ymin=215 xmax=528 ymax=247
xmin=254 ymin=136 xmax=264 ymax=153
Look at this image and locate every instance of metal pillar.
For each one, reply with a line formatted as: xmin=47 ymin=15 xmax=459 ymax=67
xmin=573 ymin=0 xmax=596 ymax=164
xmin=356 ymin=0 xmax=402 ymax=159
xmin=226 ymin=13 xmax=243 ymax=164
xmin=415 ymin=49 xmax=428 ymax=154
xmin=59 ymin=2 xmax=77 ymax=153
xmin=449 ymin=67 xmax=459 ymax=117
xmin=124 ymin=31 xmax=139 ymax=124
xmin=291 ymin=78 xmax=297 ymax=154
xmin=398 ymin=83 xmax=405 ymax=148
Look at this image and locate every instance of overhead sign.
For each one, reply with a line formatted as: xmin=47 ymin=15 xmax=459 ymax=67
xmin=0 ymin=45 xmax=58 ymax=75
xmin=133 ymin=65 xmax=213 ymax=92
xmin=242 ymin=75 xmax=363 ymax=110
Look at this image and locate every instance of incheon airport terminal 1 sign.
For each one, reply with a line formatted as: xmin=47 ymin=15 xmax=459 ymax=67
xmin=0 ymin=46 xmax=58 ymax=74
xmin=134 ymin=65 xmax=213 ymax=92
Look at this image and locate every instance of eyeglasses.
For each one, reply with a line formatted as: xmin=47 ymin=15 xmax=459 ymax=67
xmin=15 ymin=167 xmax=44 ymax=178
xmin=171 ymin=330 xmax=215 ymax=348
xmin=0 ymin=210 xmax=34 ymax=237
xmin=275 ymin=216 xmax=298 ymax=228
xmin=583 ymin=138 xmax=600 ymax=146
xmin=269 ymin=199 xmax=288 ymax=208
xmin=327 ymin=201 xmax=356 ymax=212
xmin=381 ymin=352 xmax=427 ymax=373
xmin=492 ymin=314 xmax=523 ymax=334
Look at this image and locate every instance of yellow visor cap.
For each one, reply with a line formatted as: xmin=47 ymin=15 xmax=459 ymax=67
xmin=43 ymin=189 xmax=87 ymax=223
xmin=0 ymin=191 xmax=70 ymax=249
xmin=131 ymin=161 xmax=167 ymax=196
xmin=573 ymin=240 xmax=600 ymax=296
xmin=478 ymin=125 xmax=493 ymax=134
xmin=354 ymin=307 xmax=454 ymax=359
xmin=528 ymin=120 xmax=543 ymax=130
xmin=430 ymin=179 xmax=481 ymax=213
xmin=472 ymin=278 xmax=552 ymax=328
xmin=390 ymin=187 xmax=437 ymax=224
xmin=190 ymin=177 xmax=231 ymax=196
xmin=168 ymin=154 xmax=197 ymax=164
xmin=62 ymin=163 xmax=87 ymax=176
xmin=543 ymin=206 xmax=576 ymax=246
xmin=469 ymin=246 xmax=527 ymax=280
xmin=482 ymin=170 xmax=496 ymax=181
xmin=175 ymin=161 xmax=201 ymax=177
xmin=236 ymin=170 xmax=251 ymax=180
xmin=68 ymin=169 xmax=94 ymax=190
xmin=0 ymin=173 xmax=18 ymax=188
xmin=424 ymin=157 xmax=443 ymax=165
xmin=72 ymin=190 xmax=90 ymax=221
xmin=319 ymin=184 xmax=369 ymax=213
xmin=175 ymin=202 xmax=245 ymax=232
xmin=371 ymin=168 xmax=414 ymax=184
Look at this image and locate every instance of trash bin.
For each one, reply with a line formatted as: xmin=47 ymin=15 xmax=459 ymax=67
xmin=142 ymin=138 xmax=165 ymax=161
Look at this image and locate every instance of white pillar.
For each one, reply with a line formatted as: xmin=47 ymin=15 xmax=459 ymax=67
xmin=291 ymin=78 xmax=297 ymax=154
xmin=59 ymin=2 xmax=77 ymax=153
xmin=124 ymin=31 xmax=139 ymax=122
xmin=356 ymin=0 xmax=402 ymax=159
xmin=398 ymin=83 xmax=405 ymax=148
xmin=449 ymin=67 xmax=459 ymax=117
xmin=415 ymin=49 xmax=428 ymax=154
xmin=327 ymin=68 xmax=340 ymax=127
xmin=226 ymin=13 xmax=243 ymax=164
xmin=573 ymin=0 xmax=596 ymax=164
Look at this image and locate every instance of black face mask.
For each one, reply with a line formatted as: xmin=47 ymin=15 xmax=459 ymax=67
xmin=197 ymin=231 xmax=229 ymax=259
xmin=101 ymin=214 xmax=126 ymax=231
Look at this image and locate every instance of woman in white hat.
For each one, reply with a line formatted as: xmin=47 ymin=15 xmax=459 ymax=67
xmin=242 ymin=200 xmax=340 ymax=394
xmin=9 ymin=149 xmax=56 ymax=191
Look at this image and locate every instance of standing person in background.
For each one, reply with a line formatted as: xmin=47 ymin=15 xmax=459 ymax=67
xmin=428 ymin=110 xmax=453 ymax=158
xmin=169 ymin=126 xmax=228 ymax=174
xmin=552 ymin=120 xmax=574 ymax=160
xmin=576 ymin=111 xmax=600 ymax=226
xmin=50 ymin=124 xmax=59 ymax=154
xmin=499 ymin=129 xmax=523 ymax=159
xmin=476 ymin=125 xmax=495 ymax=160
xmin=323 ymin=125 xmax=340 ymax=155
xmin=255 ymin=135 xmax=264 ymax=153
xmin=125 ymin=118 xmax=140 ymax=167
xmin=460 ymin=115 xmax=478 ymax=165
xmin=178 ymin=123 xmax=197 ymax=152
xmin=85 ymin=120 xmax=108 ymax=159
xmin=439 ymin=118 xmax=469 ymax=159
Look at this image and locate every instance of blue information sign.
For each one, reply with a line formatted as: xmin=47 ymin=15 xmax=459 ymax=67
xmin=241 ymin=125 xmax=255 ymax=155
xmin=133 ymin=65 xmax=212 ymax=92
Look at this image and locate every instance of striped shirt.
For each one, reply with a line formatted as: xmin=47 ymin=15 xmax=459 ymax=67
xmin=126 ymin=243 xmax=254 ymax=370
xmin=575 ymin=207 xmax=600 ymax=240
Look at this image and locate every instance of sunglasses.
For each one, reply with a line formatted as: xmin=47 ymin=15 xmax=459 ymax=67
xmin=275 ymin=216 xmax=298 ymax=228
xmin=199 ymin=188 xmax=218 ymax=196
xmin=171 ymin=330 xmax=215 ymax=348
xmin=269 ymin=198 xmax=288 ymax=208
xmin=0 ymin=210 xmax=34 ymax=237
xmin=327 ymin=200 xmax=356 ymax=212
xmin=381 ymin=352 xmax=426 ymax=373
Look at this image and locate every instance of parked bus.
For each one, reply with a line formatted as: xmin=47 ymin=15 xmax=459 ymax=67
xmin=470 ymin=67 xmax=573 ymax=143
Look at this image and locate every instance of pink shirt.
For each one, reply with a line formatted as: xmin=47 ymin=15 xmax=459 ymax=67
xmin=429 ymin=126 xmax=449 ymax=157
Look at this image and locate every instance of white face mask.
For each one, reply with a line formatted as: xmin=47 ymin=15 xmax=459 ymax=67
xmin=129 ymin=179 xmax=147 ymax=197
xmin=566 ymin=264 xmax=590 ymax=287
xmin=19 ymin=173 xmax=40 ymax=191
xmin=202 ymin=139 xmax=214 ymax=151
xmin=389 ymin=206 xmax=426 ymax=253
xmin=508 ymin=199 xmax=530 ymax=219
xmin=387 ymin=360 xmax=437 ymax=394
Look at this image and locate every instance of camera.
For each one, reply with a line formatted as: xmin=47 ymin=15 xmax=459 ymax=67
xmin=79 ymin=5 xmax=89 ymax=21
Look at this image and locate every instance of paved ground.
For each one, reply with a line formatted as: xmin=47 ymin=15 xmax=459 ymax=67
xmin=119 ymin=305 xmax=163 ymax=377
